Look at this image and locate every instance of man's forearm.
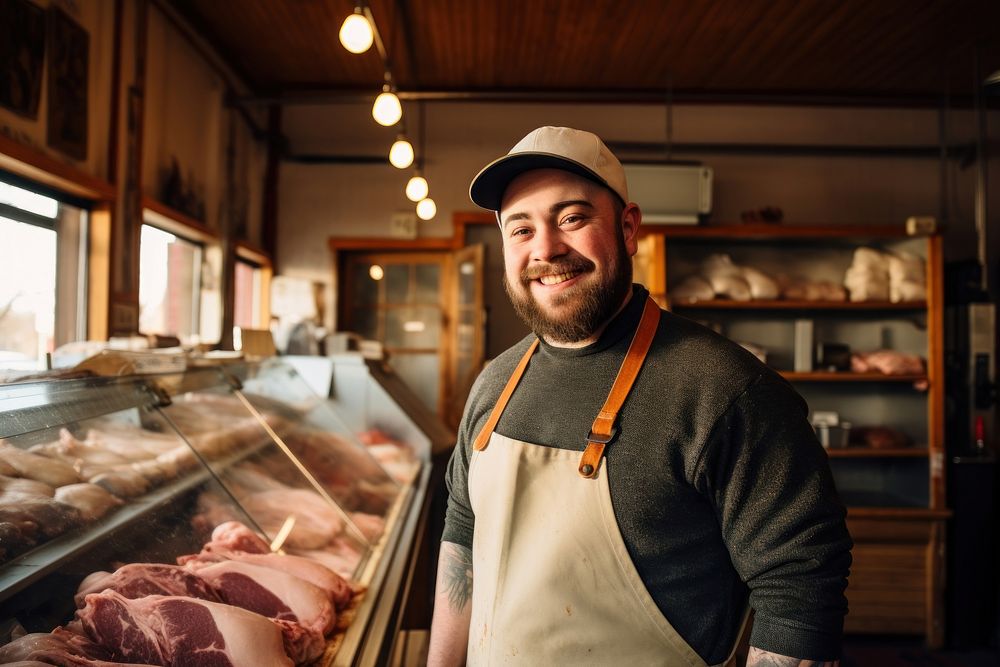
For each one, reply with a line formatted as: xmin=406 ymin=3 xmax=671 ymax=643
xmin=746 ymin=647 xmax=839 ymax=666
xmin=427 ymin=541 xmax=473 ymax=667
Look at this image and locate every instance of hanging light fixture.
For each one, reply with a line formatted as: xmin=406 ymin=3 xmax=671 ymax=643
xmin=406 ymin=102 xmax=430 ymax=202
xmin=339 ymin=7 xmax=374 ymax=54
xmin=372 ymin=84 xmax=402 ymax=126
xmin=416 ymin=197 xmax=436 ymax=220
xmin=389 ymin=136 xmax=414 ymax=169
xmin=405 ymin=172 xmax=429 ymax=202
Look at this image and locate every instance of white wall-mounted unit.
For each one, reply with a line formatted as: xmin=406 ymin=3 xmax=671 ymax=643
xmin=623 ymin=164 xmax=713 ymax=224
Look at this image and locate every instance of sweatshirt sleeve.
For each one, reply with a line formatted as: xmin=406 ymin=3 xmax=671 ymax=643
xmin=694 ymin=371 xmax=853 ymax=661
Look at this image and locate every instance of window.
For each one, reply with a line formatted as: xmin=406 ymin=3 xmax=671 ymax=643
xmin=0 ymin=179 xmax=88 ymax=375
xmin=234 ymin=258 xmax=264 ymax=329
xmin=139 ymin=224 xmax=203 ymax=342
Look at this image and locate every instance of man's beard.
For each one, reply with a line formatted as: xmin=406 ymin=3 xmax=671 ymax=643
xmin=503 ymin=229 xmax=632 ymax=344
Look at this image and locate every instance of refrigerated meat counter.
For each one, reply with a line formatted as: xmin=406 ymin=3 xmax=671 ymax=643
xmin=0 ymin=355 xmax=449 ymax=666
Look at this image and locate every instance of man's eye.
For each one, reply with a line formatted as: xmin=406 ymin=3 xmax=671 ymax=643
xmin=509 ymin=227 xmax=530 ymax=237
xmin=560 ymin=215 xmax=583 ymax=226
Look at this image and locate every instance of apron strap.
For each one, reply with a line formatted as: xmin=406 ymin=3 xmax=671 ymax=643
xmin=473 ymin=338 xmax=540 ymax=451
xmin=578 ymin=296 xmax=661 ymax=478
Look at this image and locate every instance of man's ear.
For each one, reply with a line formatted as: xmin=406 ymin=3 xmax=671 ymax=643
xmin=621 ymin=203 xmax=642 ymax=256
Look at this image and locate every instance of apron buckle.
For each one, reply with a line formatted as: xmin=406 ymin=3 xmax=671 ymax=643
xmin=586 ymin=426 xmax=617 ymax=445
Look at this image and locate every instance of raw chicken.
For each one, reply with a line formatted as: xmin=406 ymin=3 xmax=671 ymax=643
xmin=0 ymin=520 xmax=34 ymax=561
xmin=74 ymin=562 xmax=220 ymax=608
xmin=78 ymin=590 xmax=293 ymax=667
xmin=89 ymin=469 xmax=151 ymax=498
xmin=0 ymin=498 xmax=82 ymax=539
xmin=0 ymin=474 xmax=55 ymax=500
xmin=55 ymin=483 xmax=123 ymax=522
xmin=0 ymin=456 xmax=16 ymax=476
xmin=0 ymin=444 xmax=80 ymax=487
xmin=82 ymin=423 xmax=182 ymax=459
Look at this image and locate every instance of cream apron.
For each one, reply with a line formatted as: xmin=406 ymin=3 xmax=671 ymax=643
xmin=467 ymin=297 xmax=748 ymax=666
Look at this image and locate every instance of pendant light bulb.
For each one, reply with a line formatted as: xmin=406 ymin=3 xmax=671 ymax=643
xmin=405 ymin=174 xmax=429 ymax=202
xmin=416 ymin=197 xmax=436 ymax=220
xmin=339 ymin=10 xmax=374 ymax=54
xmin=389 ymin=138 xmax=414 ymax=169
xmin=372 ymin=87 xmax=402 ymax=126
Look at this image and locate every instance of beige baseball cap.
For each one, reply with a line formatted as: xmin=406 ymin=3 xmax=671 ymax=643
xmin=469 ymin=126 xmax=629 ymax=212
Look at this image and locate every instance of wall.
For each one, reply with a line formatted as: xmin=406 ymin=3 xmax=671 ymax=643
xmin=0 ymin=0 xmax=115 ymax=181
xmin=278 ymin=100 xmax=1000 ymax=332
xmin=0 ymin=0 xmax=270 ymax=341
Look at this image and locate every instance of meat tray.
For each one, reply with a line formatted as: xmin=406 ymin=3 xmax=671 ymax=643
xmin=0 ymin=357 xmax=439 ymax=666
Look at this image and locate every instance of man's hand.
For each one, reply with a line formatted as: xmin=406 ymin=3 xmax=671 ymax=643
xmin=427 ymin=542 xmax=473 ymax=667
xmin=746 ymin=647 xmax=839 ymax=666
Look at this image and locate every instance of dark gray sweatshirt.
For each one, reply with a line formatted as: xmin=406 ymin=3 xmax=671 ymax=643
xmin=443 ymin=285 xmax=852 ymax=663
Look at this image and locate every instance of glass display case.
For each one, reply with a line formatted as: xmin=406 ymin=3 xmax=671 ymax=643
xmin=0 ymin=358 xmax=435 ymax=666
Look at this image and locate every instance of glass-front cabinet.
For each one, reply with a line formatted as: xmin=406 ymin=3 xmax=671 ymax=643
xmin=0 ymin=358 xmax=436 ymax=666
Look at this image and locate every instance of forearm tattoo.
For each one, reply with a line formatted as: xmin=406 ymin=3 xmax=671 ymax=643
xmin=747 ymin=647 xmax=839 ymax=667
xmin=441 ymin=544 xmax=473 ymax=612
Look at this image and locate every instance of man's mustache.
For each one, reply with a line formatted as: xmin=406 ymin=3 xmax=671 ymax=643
xmin=521 ymin=257 xmax=595 ymax=282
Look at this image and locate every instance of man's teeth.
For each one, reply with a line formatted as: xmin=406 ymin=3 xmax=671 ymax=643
xmin=539 ymin=271 xmax=578 ymax=286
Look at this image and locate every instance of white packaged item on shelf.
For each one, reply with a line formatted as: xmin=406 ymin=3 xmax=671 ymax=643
xmin=844 ymin=247 xmax=890 ymax=302
xmin=887 ymin=251 xmax=926 ymax=303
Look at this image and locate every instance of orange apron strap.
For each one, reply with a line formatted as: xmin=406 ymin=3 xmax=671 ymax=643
xmin=578 ymin=297 xmax=661 ymax=478
xmin=473 ymin=338 xmax=540 ymax=451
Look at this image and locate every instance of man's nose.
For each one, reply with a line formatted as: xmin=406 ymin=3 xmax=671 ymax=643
xmin=528 ymin=225 xmax=568 ymax=262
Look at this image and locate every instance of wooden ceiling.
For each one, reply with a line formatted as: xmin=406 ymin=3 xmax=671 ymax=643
xmin=171 ymin=0 xmax=1000 ymax=104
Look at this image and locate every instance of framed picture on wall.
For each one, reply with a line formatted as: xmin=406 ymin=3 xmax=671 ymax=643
xmin=0 ymin=0 xmax=45 ymax=119
xmin=46 ymin=6 xmax=88 ymax=161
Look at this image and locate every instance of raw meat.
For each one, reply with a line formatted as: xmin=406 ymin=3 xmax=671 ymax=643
xmin=0 ymin=499 xmax=82 ymax=539
xmin=0 ymin=444 xmax=80 ymax=487
xmin=203 ymin=520 xmax=271 ymax=554
xmin=0 ymin=474 xmax=55 ymax=499
xmin=238 ymin=488 xmax=343 ymax=549
xmin=192 ymin=560 xmax=328 ymax=663
xmin=77 ymin=590 xmax=293 ymax=667
xmin=54 ymin=484 xmax=123 ymax=522
xmin=81 ymin=423 xmax=182 ymax=459
xmin=89 ymin=469 xmax=150 ymax=498
xmin=851 ymin=350 xmax=925 ymax=376
xmin=291 ymin=537 xmax=365 ymax=580
xmin=0 ymin=520 xmax=35 ymax=560
xmin=74 ymin=563 xmax=220 ymax=608
xmin=0 ymin=626 xmax=150 ymax=667
xmin=181 ymin=547 xmax=353 ymax=610
xmin=192 ymin=560 xmax=335 ymax=635
xmin=0 ymin=456 xmax=16 ymax=476
xmin=349 ymin=512 xmax=385 ymax=542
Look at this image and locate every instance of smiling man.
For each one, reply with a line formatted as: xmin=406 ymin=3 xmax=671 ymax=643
xmin=427 ymin=126 xmax=852 ymax=667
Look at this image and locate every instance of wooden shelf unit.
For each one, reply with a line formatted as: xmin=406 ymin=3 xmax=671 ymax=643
xmin=634 ymin=223 xmax=947 ymax=646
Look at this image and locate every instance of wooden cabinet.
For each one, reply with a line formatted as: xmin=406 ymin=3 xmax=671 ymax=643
xmin=634 ymin=223 xmax=949 ymax=646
